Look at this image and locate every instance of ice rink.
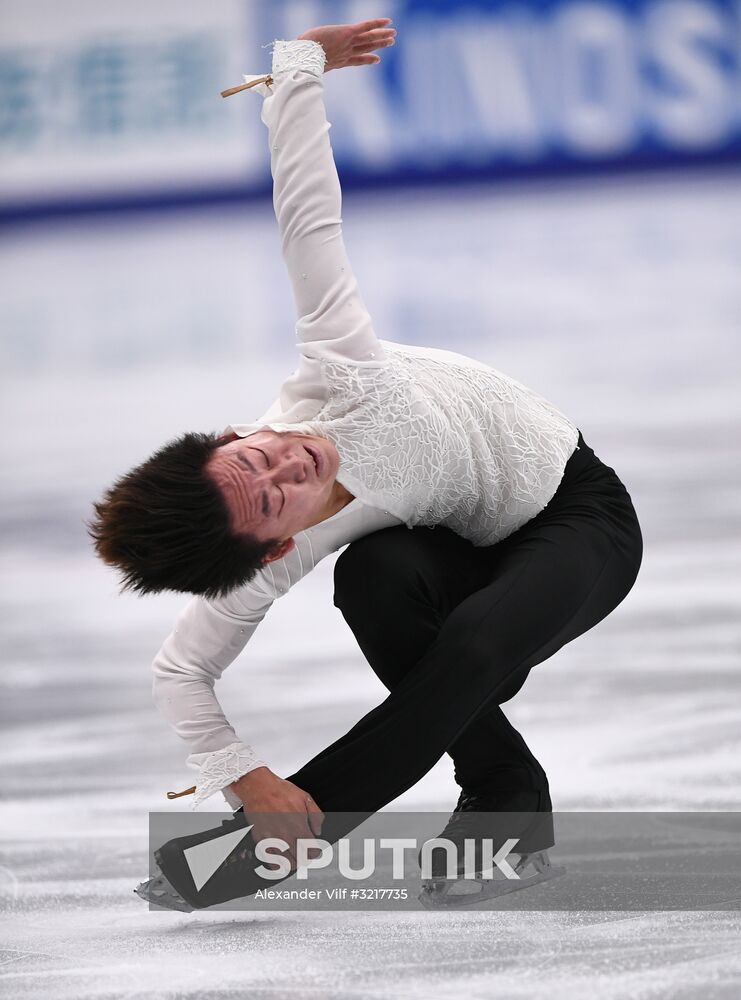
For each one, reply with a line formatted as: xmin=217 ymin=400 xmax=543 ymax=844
xmin=2 ymin=170 xmax=740 ymax=998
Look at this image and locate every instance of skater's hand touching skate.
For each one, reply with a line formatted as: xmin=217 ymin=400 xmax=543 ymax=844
xmin=230 ymin=767 xmax=325 ymax=871
xmin=297 ymin=17 xmax=396 ymax=72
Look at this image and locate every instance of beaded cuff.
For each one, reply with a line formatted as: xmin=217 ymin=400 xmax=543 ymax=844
xmin=271 ymin=38 xmax=326 ymax=78
xmin=187 ymin=741 xmax=267 ymax=810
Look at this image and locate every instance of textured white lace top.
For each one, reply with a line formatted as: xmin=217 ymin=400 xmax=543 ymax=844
xmin=152 ymin=39 xmax=579 ymax=810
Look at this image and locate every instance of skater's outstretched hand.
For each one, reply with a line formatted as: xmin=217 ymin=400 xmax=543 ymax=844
xmin=230 ymin=767 xmax=325 ymax=871
xmin=297 ymin=17 xmax=396 ymax=71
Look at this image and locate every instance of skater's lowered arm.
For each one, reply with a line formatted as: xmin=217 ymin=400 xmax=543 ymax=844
xmin=251 ymin=36 xmax=387 ymax=365
xmin=151 ymin=587 xmax=274 ymax=810
xmin=150 ymin=494 xmax=397 ymax=810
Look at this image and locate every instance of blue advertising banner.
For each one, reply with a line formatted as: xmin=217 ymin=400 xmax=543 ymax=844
xmin=312 ymin=0 xmax=741 ymax=177
xmin=1 ymin=0 xmax=739 ymax=222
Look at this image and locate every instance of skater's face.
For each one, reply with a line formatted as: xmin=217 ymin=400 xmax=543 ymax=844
xmin=205 ymin=430 xmax=349 ymax=563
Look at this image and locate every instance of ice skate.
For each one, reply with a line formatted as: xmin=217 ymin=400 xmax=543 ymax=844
xmin=133 ymin=811 xmax=258 ymax=911
xmin=134 ymin=861 xmax=194 ymax=912
xmin=419 ymin=848 xmax=565 ymax=909
xmin=418 ymin=788 xmax=565 ymax=908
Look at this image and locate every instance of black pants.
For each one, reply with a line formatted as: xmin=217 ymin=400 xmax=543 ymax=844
xmin=286 ymin=430 xmax=643 ymax=813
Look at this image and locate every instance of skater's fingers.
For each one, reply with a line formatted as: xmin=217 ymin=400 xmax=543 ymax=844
xmin=263 ymin=827 xmax=297 ymax=869
xmin=356 ymin=18 xmax=393 ymax=32
xmin=352 ymin=37 xmax=396 ymax=56
xmin=298 ymin=817 xmax=320 ymax=852
xmin=347 ymin=55 xmax=382 ymax=67
xmin=305 ymin=797 xmax=325 ymax=836
xmin=276 ymin=817 xmax=317 ymax=866
xmin=353 ymin=28 xmax=397 ymax=47
xmin=303 ymin=837 xmax=324 ymax=862
xmin=284 ymin=823 xmax=322 ymax=869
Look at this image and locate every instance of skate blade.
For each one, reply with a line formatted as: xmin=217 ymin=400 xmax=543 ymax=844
xmin=133 ymin=864 xmax=194 ymax=913
xmin=419 ymin=863 xmax=566 ymax=909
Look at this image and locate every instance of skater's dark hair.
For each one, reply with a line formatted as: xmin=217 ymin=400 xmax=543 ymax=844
xmin=86 ymin=431 xmax=281 ymax=600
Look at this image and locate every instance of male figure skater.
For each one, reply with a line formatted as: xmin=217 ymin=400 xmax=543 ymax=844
xmin=89 ymin=19 xmax=643 ymax=909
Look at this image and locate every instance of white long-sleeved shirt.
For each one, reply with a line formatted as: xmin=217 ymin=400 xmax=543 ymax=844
xmin=152 ymin=39 xmax=579 ymax=810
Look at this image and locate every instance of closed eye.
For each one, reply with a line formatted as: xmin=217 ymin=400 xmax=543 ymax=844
xmin=251 ymin=447 xmax=284 ymax=514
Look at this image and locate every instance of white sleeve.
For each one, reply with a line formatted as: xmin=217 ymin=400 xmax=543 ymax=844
xmin=151 ymin=584 xmax=274 ymax=810
xmin=250 ymin=39 xmax=386 ymax=366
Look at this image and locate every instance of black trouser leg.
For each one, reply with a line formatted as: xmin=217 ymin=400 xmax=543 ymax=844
xmin=329 ymin=523 xmax=551 ymax=801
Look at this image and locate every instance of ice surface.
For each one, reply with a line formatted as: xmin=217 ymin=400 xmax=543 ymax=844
xmin=1 ymin=172 xmax=740 ymax=998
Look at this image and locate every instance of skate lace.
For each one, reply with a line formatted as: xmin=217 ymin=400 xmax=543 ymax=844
xmin=209 ymin=817 xmax=257 ymax=878
xmin=441 ymin=791 xmax=502 ymax=836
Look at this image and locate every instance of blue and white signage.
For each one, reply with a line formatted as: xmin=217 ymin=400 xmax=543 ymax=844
xmin=1 ymin=0 xmax=739 ymax=220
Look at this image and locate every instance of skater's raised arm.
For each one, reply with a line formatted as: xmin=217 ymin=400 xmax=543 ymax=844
xmin=248 ymin=21 xmax=396 ymax=365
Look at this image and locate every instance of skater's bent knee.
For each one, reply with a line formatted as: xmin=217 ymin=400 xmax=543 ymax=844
xmin=333 ymin=527 xmax=422 ymax=607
